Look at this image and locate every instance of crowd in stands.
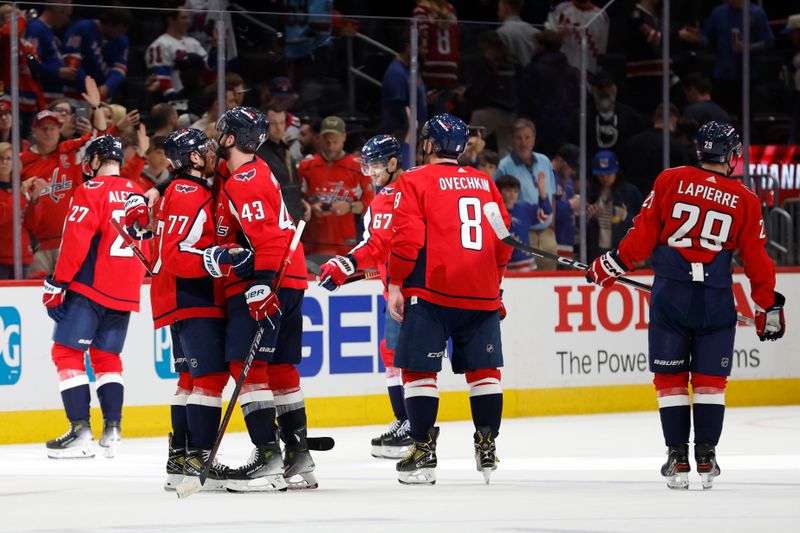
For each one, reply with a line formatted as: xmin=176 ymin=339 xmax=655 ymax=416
xmin=0 ymin=0 xmax=799 ymax=278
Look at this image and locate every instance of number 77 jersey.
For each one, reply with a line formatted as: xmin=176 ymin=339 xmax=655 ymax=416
xmin=617 ymin=165 xmax=776 ymax=309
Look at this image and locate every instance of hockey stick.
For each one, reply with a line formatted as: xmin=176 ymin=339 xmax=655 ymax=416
xmin=482 ymin=202 xmax=755 ymax=327
xmin=177 ymin=221 xmax=306 ymax=499
xmin=307 ymin=260 xmax=383 ymax=286
xmin=109 ymin=218 xmax=153 ymax=275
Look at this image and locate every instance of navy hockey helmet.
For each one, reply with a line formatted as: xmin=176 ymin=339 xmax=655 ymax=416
xmin=360 ymin=134 xmax=402 ymax=175
xmin=164 ymin=128 xmax=212 ymax=170
xmin=696 ymin=121 xmax=742 ymax=168
xmin=84 ymin=134 xmax=124 ymax=165
xmin=216 ymin=106 xmax=269 ymax=153
xmin=420 ymin=114 xmax=468 ymax=159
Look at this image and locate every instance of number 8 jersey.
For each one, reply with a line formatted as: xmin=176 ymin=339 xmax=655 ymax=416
xmin=53 ymin=175 xmax=149 ymax=311
xmin=617 ymin=166 xmax=776 ymax=309
xmin=388 ymin=163 xmax=512 ymax=311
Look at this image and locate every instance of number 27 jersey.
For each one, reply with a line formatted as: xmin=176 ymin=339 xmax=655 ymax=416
xmin=618 ymin=165 xmax=775 ymax=309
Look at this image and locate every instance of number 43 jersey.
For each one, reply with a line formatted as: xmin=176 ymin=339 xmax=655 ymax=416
xmin=53 ymin=175 xmax=149 ymax=312
xmin=388 ymin=163 xmax=512 ymax=311
xmin=618 ymin=165 xmax=776 ymax=309
xmin=216 ymin=157 xmax=308 ymax=298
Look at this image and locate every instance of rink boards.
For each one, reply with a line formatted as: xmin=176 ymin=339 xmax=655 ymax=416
xmin=1 ymin=271 xmax=798 ymax=444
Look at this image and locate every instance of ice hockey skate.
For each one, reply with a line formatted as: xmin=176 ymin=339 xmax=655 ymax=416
xmin=371 ymin=419 xmax=413 ymax=459
xmin=46 ymin=420 xmax=95 ymax=459
xmin=282 ymin=426 xmax=318 ymax=489
xmin=474 ymin=426 xmax=498 ymax=484
xmin=397 ymin=427 xmax=439 ymax=485
xmin=695 ymin=444 xmax=721 ymax=490
xmin=227 ymin=443 xmax=288 ymax=493
xmin=661 ymin=445 xmax=690 ymax=490
xmin=98 ymin=420 xmax=121 ymax=458
xmin=164 ymin=433 xmax=185 ymax=491
xmin=182 ymin=448 xmax=231 ymax=491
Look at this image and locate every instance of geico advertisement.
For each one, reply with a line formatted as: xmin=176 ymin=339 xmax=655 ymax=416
xmin=501 ymin=272 xmax=800 ymax=389
xmin=1 ymin=274 xmax=798 ymax=412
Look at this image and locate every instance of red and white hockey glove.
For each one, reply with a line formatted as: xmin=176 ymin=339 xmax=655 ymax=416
xmin=755 ymin=291 xmax=786 ymax=342
xmin=43 ymin=276 xmax=69 ymax=322
xmin=586 ymin=250 xmax=630 ymax=287
xmin=124 ymin=194 xmax=153 ymax=240
xmin=245 ymin=283 xmax=281 ymax=326
xmin=318 ymin=254 xmax=357 ymax=292
xmin=203 ymin=245 xmax=254 ymax=278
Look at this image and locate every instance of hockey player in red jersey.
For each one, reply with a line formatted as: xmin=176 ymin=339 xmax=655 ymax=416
xmin=214 ymin=106 xmax=316 ymax=490
xmin=586 ymin=122 xmax=786 ymax=490
xmin=138 ymin=128 xmax=253 ymax=491
xmin=386 ymin=114 xmax=512 ymax=484
xmin=318 ymin=134 xmax=412 ymax=459
xmin=41 ymin=135 xmax=148 ymax=459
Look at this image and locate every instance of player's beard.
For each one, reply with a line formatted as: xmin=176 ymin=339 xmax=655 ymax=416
xmin=216 ymin=143 xmax=231 ymax=161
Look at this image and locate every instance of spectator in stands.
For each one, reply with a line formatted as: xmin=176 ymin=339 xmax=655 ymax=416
xmin=145 ymin=1 xmax=208 ymax=100
xmin=682 ymin=72 xmax=731 ymax=126
xmin=294 ymin=118 xmax=320 ymax=163
xmin=0 ymin=142 xmax=38 ymax=279
xmin=569 ymin=70 xmax=644 ymax=164
xmin=149 ymin=102 xmax=179 ymax=138
xmin=283 ymin=0 xmax=333 ymax=83
xmin=299 ymin=115 xmax=373 ymax=262
xmin=265 ymin=76 xmax=299 ymax=112
xmin=787 ymin=14 xmax=800 ymax=144
xmin=477 ymin=149 xmax=499 ymax=176
xmin=174 ymin=53 xmax=208 ymax=118
xmin=1 ymin=5 xmax=45 ymax=136
xmin=552 ymin=143 xmax=580 ymax=259
xmin=519 ymin=30 xmax=579 ymax=158
xmin=257 ymin=103 xmax=310 ymax=224
xmin=675 ymin=116 xmax=700 ymax=166
xmin=380 ymin=36 xmax=428 ymax=144
xmin=693 ymin=0 xmax=774 ymax=118
xmin=495 ymin=118 xmax=557 ymax=270
xmin=545 ymin=0 xmax=608 ymax=75
xmin=496 ymin=174 xmax=551 ymax=271
xmin=49 ymin=99 xmax=92 ymax=140
xmin=586 ymin=150 xmax=642 ymax=262
xmin=227 ymin=73 xmax=249 ymax=106
xmin=24 ymin=0 xmax=74 ymax=103
xmin=622 ymin=103 xmax=689 ymax=197
xmin=458 ymin=125 xmax=486 ymax=167
xmin=413 ymin=0 xmax=460 ymax=114
xmin=625 ymin=0 xmax=672 ymax=119
xmin=462 ymin=30 xmax=518 ymax=156
xmin=61 ymin=8 xmax=132 ymax=102
xmin=0 ymin=98 xmax=11 ymax=143
xmin=190 ymin=85 xmax=236 ymax=137
xmin=140 ymin=135 xmax=171 ymax=189
xmin=185 ymin=0 xmax=239 ymax=70
xmin=497 ymin=0 xmax=539 ymax=67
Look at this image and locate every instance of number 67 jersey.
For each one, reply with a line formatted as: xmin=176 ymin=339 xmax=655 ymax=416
xmin=617 ymin=166 xmax=776 ymax=310
xmin=53 ymin=175 xmax=149 ymax=311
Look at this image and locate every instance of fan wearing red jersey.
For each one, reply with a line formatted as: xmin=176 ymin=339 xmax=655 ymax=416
xmin=319 ymin=135 xmax=412 ymax=459
xmin=41 ymin=135 xmax=148 ymax=460
xmin=586 ymin=122 xmax=786 ymax=490
xmin=146 ymin=128 xmax=253 ymax=491
xmin=386 ymin=114 xmax=512 ymax=485
xmin=215 ymin=106 xmax=314 ymax=491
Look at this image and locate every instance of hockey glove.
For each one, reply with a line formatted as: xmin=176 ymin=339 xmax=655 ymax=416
xmin=43 ymin=276 xmax=69 ymax=322
xmin=755 ymin=291 xmax=786 ymax=342
xmin=124 ymin=194 xmax=153 ymax=240
xmin=203 ymin=245 xmax=254 ymax=278
xmin=586 ymin=250 xmax=630 ymax=287
xmin=245 ymin=283 xmax=281 ymax=326
xmin=318 ymin=254 xmax=357 ymax=291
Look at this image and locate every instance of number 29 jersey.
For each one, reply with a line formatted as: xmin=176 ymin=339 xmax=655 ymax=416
xmin=618 ymin=165 xmax=775 ymax=309
xmin=388 ymin=163 xmax=512 ymax=311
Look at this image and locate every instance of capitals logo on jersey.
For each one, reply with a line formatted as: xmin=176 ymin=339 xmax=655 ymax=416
xmin=175 ymin=184 xmax=198 ymax=193
xmin=45 ymin=168 xmax=73 ymax=202
xmin=83 ymin=180 xmax=104 ymax=190
xmin=233 ymin=168 xmax=256 ymax=182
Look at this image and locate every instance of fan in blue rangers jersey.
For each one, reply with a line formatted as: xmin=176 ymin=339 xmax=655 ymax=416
xmin=24 ymin=2 xmax=74 ymax=102
xmin=61 ymin=9 xmax=132 ymax=101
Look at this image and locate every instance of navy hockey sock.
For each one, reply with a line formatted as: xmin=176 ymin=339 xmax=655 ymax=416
xmin=96 ymin=382 xmax=124 ymax=422
xmin=186 ymin=404 xmax=222 ymax=450
xmin=693 ymin=404 xmax=725 ymax=446
xmin=277 ymin=407 xmax=307 ymax=439
xmin=242 ymin=404 xmax=277 ymax=446
xmin=170 ymin=405 xmax=189 ymax=447
xmin=659 ymin=406 xmax=691 ymax=446
xmin=387 ymin=385 xmax=407 ymax=421
xmin=470 ymin=394 xmax=503 ymax=438
xmin=61 ymin=384 xmax=91 ymax=422
xmin=405 ymin=397 xmax=439 ymax=442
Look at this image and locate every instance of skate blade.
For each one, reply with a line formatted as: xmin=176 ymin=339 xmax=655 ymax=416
xmin=47 ymin=446 xmax=95 ymax=459
xmin=664 ymin=472 xmax=689 ymax=490
xmin=100 ymin=441 xmax=119 ymax=459
xmin=176 ymin=477 xmax=203 ymax=499
xmin=164 ymin=473 xmax=184 ymax=491
xmin=285 ymin=471 xmax=318 ymax=490
xmin=481 ymin=466 xmax=496 ymax=484
xmin=398 ymin=468 xmax=436 ymax=485
xmin=227 ymin=475 xmax=288 ymax=493
xmin=381 ymin=445 xmax=411 ymax=459
xmin=700 ymin=472 xmax=717 ymax=490
xmin=371 ymin=445 xmax=384 ymax=458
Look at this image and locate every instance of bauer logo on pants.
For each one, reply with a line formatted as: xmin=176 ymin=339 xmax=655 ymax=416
xmin=0 ymin=307 xmax=21 ymax=385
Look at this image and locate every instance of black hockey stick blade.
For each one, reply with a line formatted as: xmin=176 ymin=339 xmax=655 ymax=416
xmin=308 ymin=436 xmax=335 ymax=451
xmin=482 ymin=202 xmax=755 ymax=326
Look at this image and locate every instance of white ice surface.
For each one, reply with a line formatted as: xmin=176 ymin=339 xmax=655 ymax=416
xmin=1 ymin=406 xmax=799 ymax=533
